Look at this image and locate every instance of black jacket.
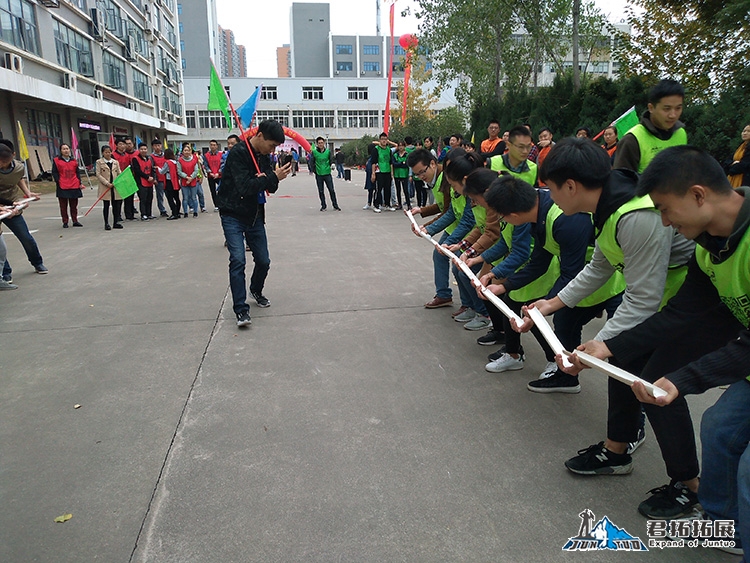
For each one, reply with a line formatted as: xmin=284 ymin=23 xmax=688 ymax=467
xmin=216 ymin=142 xmax=279 ymax=224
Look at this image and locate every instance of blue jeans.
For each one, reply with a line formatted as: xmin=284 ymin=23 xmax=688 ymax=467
xmin=433 ymin=231 xmax=452 ymax=299
xmin=335 ymin=163 xmax=344 ymax=178
xmin=196 ymin=182 xmax=205 ymax=209
xmin=221 ymin=214 xmax=270 ymax=316
xmin=181 ymin=186 xmax=198 ymax=214
xmin=154 ymin=180 xmax=167 ymax=214
xmin=452 ymin=261 xmax=487 ymax=315
xmin=700 ymin=380 xmax=750 ymax=554
xmin=1 ymin=213 xmax=44 ymax=278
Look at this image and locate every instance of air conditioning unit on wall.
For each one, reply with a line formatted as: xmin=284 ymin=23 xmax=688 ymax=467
xmin=64 ymin=72 xmax=77 ymax=90
xmin=4 ymin=53 xmax=23 ymax=73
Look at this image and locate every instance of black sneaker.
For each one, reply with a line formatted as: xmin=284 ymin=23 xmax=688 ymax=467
xmin=250 ymin=290 xmax=270 ymax=308
xmin=638 ymin=480 xmax=700 ymax=519
xmin=565 ymin=442 xmax=633 ymax=475
xmin=236 ymin=312 xmax=252 ymax=327
xmin=476 ymin=329 xmax=505 ymax=346
xmin=527 ymin=371 xmax=581 ymax=394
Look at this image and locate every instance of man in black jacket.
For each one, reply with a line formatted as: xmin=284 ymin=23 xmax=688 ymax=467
xmin=217 ymin=120 xmax=292 ymax=327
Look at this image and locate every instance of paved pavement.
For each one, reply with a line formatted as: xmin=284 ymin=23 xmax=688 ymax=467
xmin=0 ymin=170 xmax=739 ymax=562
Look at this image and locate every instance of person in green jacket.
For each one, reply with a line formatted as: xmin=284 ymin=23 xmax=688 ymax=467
xmin=392 ymin=140 xmax=411 ymax=210
xmin=310 ymin=137 xmax=340 ymax=211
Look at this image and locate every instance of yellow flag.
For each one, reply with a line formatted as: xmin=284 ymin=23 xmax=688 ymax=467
xmin=16 ymin=121 xmax=29 ymax=161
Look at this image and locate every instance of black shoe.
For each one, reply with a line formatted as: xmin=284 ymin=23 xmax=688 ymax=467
xmin=250 ymin=290 xmax=270 ymax=308
xmin=160 ymin=211 xmax=169 ymax=217
xmin=105 ymin=224 xmax=112 ymax=231
xmin=320 ymin=206 xmax=326 ymax=211
xmin=183 ymin=213 xmax=189 ymax=218
xmin=487 ymin=345 xmax=522 ymax=362
xmin=477 ymin=329 xmax=504 ymax=346
xmin=638 ymin=480 xmax=700 ymax=519
xmin=565 ymin=442 xmax=633 ymax=475
xmin=113 ymin=223 xmax=123 ymax=229
xmin=167 ymin=215 xmax=179 ymax=220
xmin=72 ymin=221 xmax=83 ymax=227
xmin=236 ymin=312 xmax=252 ymax=327
xmin=527 ymin=371 xmax=581 ymax=394
xmin=193 ymin=212 xmax=198 ymax=217
xmin=126 ymin=217 xmax=135 ymax=221
xmin=63 ymin=222 xmax=69 ymax=228
xmin=141 ymin=216 xmax=149 ymax=221
xmin=334 ymin=206 xmax=341 ymax=211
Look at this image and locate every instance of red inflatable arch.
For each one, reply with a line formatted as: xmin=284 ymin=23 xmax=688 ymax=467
xmin=241 ymin=126 xmax=312 ymax=153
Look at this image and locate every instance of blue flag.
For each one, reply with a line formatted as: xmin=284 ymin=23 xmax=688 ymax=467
xmin=135 ymin=135 xmax=143 ymax=148
xmin=237 ymin=84 xmax=263 ymax=129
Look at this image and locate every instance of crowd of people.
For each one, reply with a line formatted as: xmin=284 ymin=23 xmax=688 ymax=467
xmin=399 ymin=79 xmax=748 ymax=559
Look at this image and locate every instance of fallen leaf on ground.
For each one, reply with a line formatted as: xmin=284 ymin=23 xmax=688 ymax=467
xmin=54 ymin=513 xmax=73 ymax=523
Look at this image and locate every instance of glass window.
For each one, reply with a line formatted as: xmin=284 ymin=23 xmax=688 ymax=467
xmin=198 ymin=110 xmax=229 ymax=129
xmin=292 ymin=110 xmax=334 ymax=129
xmin=0 ymin=0 xmax=39 ymax=55
xmin=347 ymin=87 xmax=368 ymax=100
xmin=132 ymin=68 xmax=152 ymax=103
xmin=261 ymin=86 xmax=278 ymax=100
xmin=335 ymin=44 xmax=352 ymax=55
xmin=362 ymin=62 xmax=380 ymax=72
xmin=362 ymin=44 xmax=379 ymax=55
xmin=53 ymin=19 xmax=94 ymax=76
xmin=186 ymin=110 xmax=196 ymax=129
xmin=302 ymin=86 xmax=323 ymax=100
xmin=255 ymin=110 xmax=289 ymax=127
xmin=393 ymin=45 xmax=406 ymax=55
xmin=102 ymin=50 xmax=126 ymax=91
xmin=336 ymin=61 xmax=352 ymax=72
xmin=27 ymin=110 xmax=62 ymax=160
xmin=336 ymin=110 xmax=381 ymax=129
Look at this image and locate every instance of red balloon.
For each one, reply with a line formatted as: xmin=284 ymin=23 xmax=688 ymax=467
xmin=398 ymin=33 xmax=418 ymax=50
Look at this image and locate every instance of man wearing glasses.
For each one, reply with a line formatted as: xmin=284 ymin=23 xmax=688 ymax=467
xmin=488 ymin=125 xmax=538 ymax=187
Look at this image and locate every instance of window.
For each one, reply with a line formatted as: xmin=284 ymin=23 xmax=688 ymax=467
xmin=590 ymin=61 xmax=610 ymax=73
xmin=177 ymin=3 xmax=181 ymax=15
xmin=335 ymin=44 xmax=352 ymax=55
xmin=392 ymin=61 xmax=405 ymax=72
xmin=102 ymin=50 xmax=126 ymax=91
xmin=336 ymin=61 xmax=352 ymax=72
xmin=169 ymin=90 xmax=182 ymax=116
xmin=163 ymin=0 xmax=175 ymax=13
xmin=101 ymin=0 xmax=124 ymax=38
xmin=53 ymin=20 xmax=93 ymax=76
xmin=390 ymin=87 xmax=398 ymax=101
xmin=261 ymin=86 xmax=277 ymax=100
xmin=0 ymin=0 xmax=39 ymax=55
xmin=186 ymin=110 xmax=196 ymax=129
xmin=198 ymin=110 xmax=229 ymax=129
xmin=127 ymin=20 xmax=147 ymax=56
xmin=132 ymin=68 xmax=152 ymax=103
xmin=302 ymin=86 xmax=323 ymax=100
xmin=292 ymin=110 xmax=334 ymax=129
xmin=347 ymin=87 xmax=368 ymax=100
xmin=164 ymin=19 xmax=176 ymax=47
xmin=362 ymin=61 xmax=380 ymax=72
xmin=255 ymin=110 xmax=289 ymax=127
xmin=69 ymin=0 xmax=87 ymax=10
xmin=362 ymin=44 xmax=379 ymax=55
xmin=337 ymin=110 xmax=381 ymax=129
xmin=393 ymin=45 xmax=406 ymax=56
xmin=178 ymin=22 xmax=183 ymax=34
xmin=27 ymin=110 xmax=62 ymax=161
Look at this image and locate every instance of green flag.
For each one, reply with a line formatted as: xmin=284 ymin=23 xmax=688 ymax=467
xmin=207 ymin=64 xmax=232 ymax=130
xmin=613 ymin=106 xmax=639 ymax=139
xmin=113 ymin=165 xmax=139 ymax=199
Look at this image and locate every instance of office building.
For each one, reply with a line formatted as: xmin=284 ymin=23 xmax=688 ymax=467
xmin=218 ymin=26 xmax=247 ymax=78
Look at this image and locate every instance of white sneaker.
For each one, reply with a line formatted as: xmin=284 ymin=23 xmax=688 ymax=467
xmin=485 ymin=353 xmax=524 ymax=373
xmin=373 ymin=207 xmax=382 ymax=213
xmin=538 ymin=361 xmax=558 ymax=379
xmin=363 ymin=204 xmax=371 ymax=210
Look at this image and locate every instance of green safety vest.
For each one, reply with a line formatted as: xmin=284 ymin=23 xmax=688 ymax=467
xmin=375 ymin=145 xmax=392 ymax=173
xmin=447 ymin=189 xmax=467 ymax=235
xmin=627 ymin=124 xmax=688 ymax=173
xmin=393 ymin=152 xmax=409 ymax=179
xmin=543 ymin=205 xmax=626 ymax=307
xmin=596 ymin=194 xmax=686 ymax=309
xmin=488 ymin=155 xmax=538 ymax=186
xmin=433 ymin=172 xmax=445 ymax=211
xmin=312 ymin=148 xmax=331 ymax=175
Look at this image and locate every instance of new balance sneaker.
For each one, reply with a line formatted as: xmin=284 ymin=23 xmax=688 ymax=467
xmin=626 ymin=409 xmax=647 ymax=455
xmin=236 ymin=312 xmax=252 ymax=327
xmin=664 ymin=509 xmax=744 ymax=554
xmin=485 ymin=352 xmax=524 ymax=373
xmin=476 ymin=329 xmax=504 ymax=346
xmin=35 ymin=264 xmax=48 ymax=274
xmin=527 ymin=371 xmax=581 ymax=394
xmin=565 ymin=442 xmax=633 ymax=475
xmin=538 ymin=361 xmax=558 ymax=379
xmin=250 ymin=290 xmax=270 ymax=308
xmin=638 ymin=480 xmax=700 ymax=519
xmin=453 ymin=308 xmax=476 ymax=323
xmin=0 ymin=279 xmax=18 ymax=290
xmin=464 ymin=315 xmax=491 ymax=331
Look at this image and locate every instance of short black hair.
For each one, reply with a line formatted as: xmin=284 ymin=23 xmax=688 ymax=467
xmin=379 ymin=132 xmax=388 ymax=139
xmin=575 ymin=126 xmax=592 ymax=138
xmin=539 ymin=137 xmax=610 ymax=189
xmin=488 ymin=119 xmax=500 ymax=126
xmin=123 ymin=136 xmax=132 ymax=142
xmin=424 ymin=136 xmax=434 ymax=144
xmin=257 ymin=120 xmax=286 ymax=144
xmin=442 ymin=136 xmax=451 ymax=145
xmin=508 ymin=125 xmax=532 ymax=143
xmin=648 ymin=79 xmax=685 ymax=105
xmin=227 ymin=134 xmax=240 ymax=142
xmin=0 ymin=139 xmax=14 ymax=151
xmin=463 ymin=168 xmax=500 ymax=197
xmin=538 ymin=127 xmax=553 ymax=136
xmin=485 ymin=174 xmax=538 ymax=215
xmin=209 ymin=139 xmax=219 ymax=145
xmin=0 ymin=144 xmax=13 ymax=160
xmin=404 ymin=136 xmax=414 ymax=145
xmin=151 ymin=138 xmax=162 ymax=145
xmin=451 ymin=133 xmax=463 ymax=142
xmin=101 ymin=145 xmax=112 ymax=152
xmin=638 ymin=146 xmax=732 ymax=197
xmin=406 ymin=148 xmax=436 ymax=169
xmin=182 ymin=142 xmax=192 ymax=149
xmin=444 ymin=151 xmax=484 ymax=182
xmin=138 ymin=142 xmax=147 ymax=148
xmin=316 ymin=136 xmax=325 ymax=143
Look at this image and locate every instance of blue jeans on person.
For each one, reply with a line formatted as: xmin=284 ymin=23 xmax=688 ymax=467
xmin=154 ymin=180 xmax=167 ymax=214
xmin=315 ymin=174 xmax=339 ymax=209
xmin=181 ymin=186 xmax=198 ymax=214
xmin=221 ymin=214 xmax=270 ymax=316
xmin=700 ymin=379 xmax=750 ymax=555
xmin=335 ymin=163 xmax=344 ymax=178
xmin=452 ymin=261 xmax=487 ymax=316
xmin=1 ymin=213 xmax=44 ymax=278
xmin=433 ymin=231 xmax=452 ymax=299
xmin=196 ymin=182 xmax=205 ymax=209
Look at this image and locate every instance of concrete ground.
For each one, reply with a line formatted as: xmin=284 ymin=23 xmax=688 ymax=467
xmin=0 ymin=170 xmax=740 ymax=562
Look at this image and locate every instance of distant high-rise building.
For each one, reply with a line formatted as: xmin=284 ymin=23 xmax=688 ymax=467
xmin=218 ymin=26 xmax=247 ymax=78
xmin=179 ymin=0 xmax=220 ymax=77
xmin=290 ymin=2 xmax=330 ymax=78
xmin=277 ymin=45 xmax=291 ymax=78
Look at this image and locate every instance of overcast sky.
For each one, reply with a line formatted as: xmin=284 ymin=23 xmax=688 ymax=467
xmin=216 ymin=0 xmax=631 ymax=77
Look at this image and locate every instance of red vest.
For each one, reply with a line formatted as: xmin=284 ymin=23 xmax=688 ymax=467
xmin=132 ymin=155 xmax=154 ymax=188
xmin=54 ymin=157 xmax=80 ymax=190
xmin=113 ymin=151 xmax=131 ymax=173
xmin=151 ymin=152 xmax=167 ymax=182
xmin=179 ymin=156 xmax=198 ymax=187
xmin=204 ymin=151 xmax=223 ymax=176
xmin=165 ymin=160 xmax=180 ymax=191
